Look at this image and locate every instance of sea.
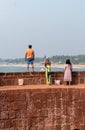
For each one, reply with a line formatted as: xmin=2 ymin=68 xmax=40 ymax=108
xmin=0 ymin=65 xmax=85 ymax=72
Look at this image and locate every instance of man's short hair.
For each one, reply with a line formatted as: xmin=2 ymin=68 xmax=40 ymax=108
xmin=28 ymin=45 xmax=32 ymax=48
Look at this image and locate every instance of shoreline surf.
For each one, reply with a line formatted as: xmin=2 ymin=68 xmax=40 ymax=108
xmin=0 ymin=63 xmax=85 ymax=68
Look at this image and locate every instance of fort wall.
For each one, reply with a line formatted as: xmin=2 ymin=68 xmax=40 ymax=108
xmin=0 ymin=71 xmax=85 ymax=86
xmin=0 ymin=72 xmax=85 ymax=129
xmin=0 ymin=85 xmax=85 ymax=130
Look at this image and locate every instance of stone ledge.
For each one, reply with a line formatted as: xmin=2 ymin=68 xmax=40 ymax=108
xmin=0 ymin=84 xmax=85 ymax=91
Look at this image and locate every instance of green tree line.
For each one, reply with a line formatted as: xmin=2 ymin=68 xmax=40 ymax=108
xmin=0 ymin=55 xmax=85 ymax=64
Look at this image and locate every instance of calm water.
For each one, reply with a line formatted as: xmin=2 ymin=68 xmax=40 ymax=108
xmin=0 ymin=66 xmax=85 ymax=72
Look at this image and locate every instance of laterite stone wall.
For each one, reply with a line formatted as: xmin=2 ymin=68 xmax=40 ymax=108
xmin=0 ymin=71 xmax=85 ymax=86
xmin=0 ymin=86 xmax=85 ymax=130
xmin=0 ymin=71 xmax=85 ymax=129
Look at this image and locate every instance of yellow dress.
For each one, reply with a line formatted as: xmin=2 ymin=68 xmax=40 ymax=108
xmin=45 ymin=65 xmax=51 ymax=85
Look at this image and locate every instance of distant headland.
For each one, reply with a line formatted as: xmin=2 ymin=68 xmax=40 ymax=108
xmin=0 ymin=55 xmax=85 ymax=65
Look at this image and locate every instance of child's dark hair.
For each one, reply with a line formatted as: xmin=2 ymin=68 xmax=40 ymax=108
xmin=66 ymin=59 xmax=71 ymax=65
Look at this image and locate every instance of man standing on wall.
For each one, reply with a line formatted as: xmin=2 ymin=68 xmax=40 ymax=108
xmin=25 ymin=45 xmax=35 ymax=72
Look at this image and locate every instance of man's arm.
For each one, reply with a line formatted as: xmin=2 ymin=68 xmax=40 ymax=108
xmin=25 ymin=52 xmax=27 ymax=61
xmin=33 ymin=50 xmax=35 ymax=60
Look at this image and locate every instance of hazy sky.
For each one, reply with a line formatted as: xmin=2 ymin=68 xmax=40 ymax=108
xmin=0 ymin=0 xmax=85 ymax=59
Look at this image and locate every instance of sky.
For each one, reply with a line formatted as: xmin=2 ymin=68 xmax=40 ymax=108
xmin=0 ymin=0 xmax=85 ymax=59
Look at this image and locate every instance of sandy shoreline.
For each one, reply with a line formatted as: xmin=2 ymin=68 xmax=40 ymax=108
xmin=0 ymin=63 xmax=85 ymax=68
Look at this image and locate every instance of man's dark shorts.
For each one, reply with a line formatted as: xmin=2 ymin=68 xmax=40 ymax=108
xmin=26 ymin=58 xmax=34 ymax=64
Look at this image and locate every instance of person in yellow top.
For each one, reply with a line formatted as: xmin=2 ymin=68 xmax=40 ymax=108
xmin=25 ymin=45 xmax=35 ymax=72
xmin=44 ymin=58 xmax=51 ymax=85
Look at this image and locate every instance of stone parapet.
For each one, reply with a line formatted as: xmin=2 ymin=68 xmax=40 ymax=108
xmin=0 ymin=71 xmax=85 ymax=86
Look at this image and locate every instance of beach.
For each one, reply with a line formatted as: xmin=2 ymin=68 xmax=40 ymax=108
xmin=0 ymin=62 xmax=85 ymax=68
xmin=0 ymin=63 xmax=85 ymax=68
